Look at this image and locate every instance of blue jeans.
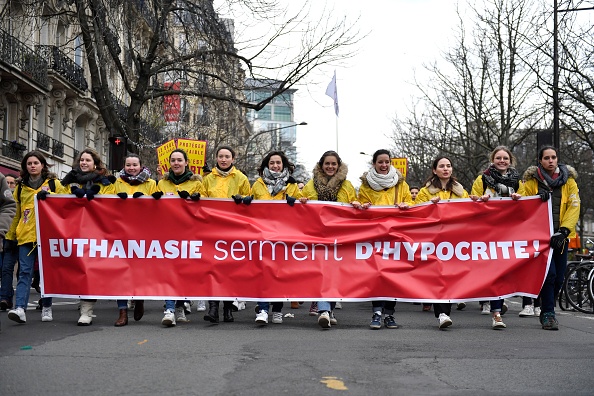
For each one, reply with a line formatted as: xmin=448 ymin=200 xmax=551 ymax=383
xmin=116 ymin=299 xmax=128 ymax=309
xmin=317 ymin=301 xmax=336 ymax=312
xmin=541 ymin=245 xmax=568 ymax=313
xmin=1 ymin=245 xmax=19 ymax=301
xmin=257 ymin=301 xmax=283 ymax=312
xmin=372 ymin=301 xmax=396 ymax=315
xmin=490 ymin=300 xmax=503 ymax=312
xmin=165 ymin=300 xmax=185 ymax=311
xmin=15 ymin=244 xmax=52 ymax=309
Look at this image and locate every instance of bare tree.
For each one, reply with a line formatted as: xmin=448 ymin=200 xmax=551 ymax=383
xmin=391 ymin=0 xmax=546 ymax=188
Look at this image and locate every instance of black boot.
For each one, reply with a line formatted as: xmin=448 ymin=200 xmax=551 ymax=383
xmin=204 ymin=301 xmax=219 ymax=323
xmin=223 ymin=302 xmax=234 ymax=322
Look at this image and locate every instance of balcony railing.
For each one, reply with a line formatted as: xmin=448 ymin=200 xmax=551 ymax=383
xmin=52 ymin=138 xmax=64 ymax=158
xmin=37 ymin=131 xmax=51 ymax=151
xmin=1 ymin=139 xmax=26 ymax=161
xmin=0 ymin=28 xmax=49 ymax=88
xmin=37 ymin=45 xmax=88 ymax=91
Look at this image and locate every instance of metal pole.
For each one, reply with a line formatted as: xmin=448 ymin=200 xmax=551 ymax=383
xmin=553 ymin=0 xmax=560 ymax=149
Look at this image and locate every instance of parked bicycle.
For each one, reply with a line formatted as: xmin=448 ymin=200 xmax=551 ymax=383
xmin=560 ymin=253 xmax=594 ymax=314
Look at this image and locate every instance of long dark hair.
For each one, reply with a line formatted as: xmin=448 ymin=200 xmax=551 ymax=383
xmin=424 ymin=156 xmax=459 ymax=191
xmin=20 ymin=150 xmax=51 ymax=180
xmin=258 ymin=151 xmax=294 ymax=176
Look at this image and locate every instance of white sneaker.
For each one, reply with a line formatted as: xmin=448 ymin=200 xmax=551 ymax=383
xmin=519 ymin=305 xmax=535 ymax=317
xmin=183 ymin=301 xmax=192 ymax=314
xmin=162 ymin=310 xmax=176 ymax=327
xmin=196 ymin=300 xmax=206 ymax=312
xmin=329 ymin=311 xmax=338 ymax=325
xmin=272 ymin=312 xmax=283 ymax=324
xmin=237 ymin=301 xmax=246 ymax=310
xmin=335 ymin=302 xmax=342 ymax=309
xmin=534 ymin=307 xmax=541 ymax=316
xmin=8 ymin=307 xmax=26 ymax=323
xmin=41 ymin=307 xmax=53 ymax=322
xmin=438 ymin=313 xmax=452 ymax=329
xmin=175 ymin=306 xmax=189 ymax=322
xmin=318 ymin=311 xmax=331 ymax=328
xmin=127 ymin=300 xmax=135 ymax=310
xmin=481 ymin=302 xmax=491 ymax=315
xmin=255 ymin=310 xmax=268 ymax=324
xmin=492 ymin=313 xmax=506 ymax=329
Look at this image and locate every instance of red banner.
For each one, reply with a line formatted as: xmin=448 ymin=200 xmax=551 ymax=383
xmin=37 ymin=197 xmax=552 ymax=302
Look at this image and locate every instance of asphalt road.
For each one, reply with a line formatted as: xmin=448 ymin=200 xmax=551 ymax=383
xmin=1 ymin=293 xmax=593 ymax=395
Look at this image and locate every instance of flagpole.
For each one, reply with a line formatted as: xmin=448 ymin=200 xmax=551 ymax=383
xmin=335 ymin=116 xmax=339 ymax=152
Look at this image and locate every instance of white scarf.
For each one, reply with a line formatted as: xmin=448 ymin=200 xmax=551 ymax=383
xmin=366 ymin=166 xmax=398 ymax=191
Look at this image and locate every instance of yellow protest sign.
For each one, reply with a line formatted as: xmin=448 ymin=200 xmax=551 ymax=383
xmin=156 ymin=139 xmax=207 ymax=175
xmin=391 ymin=157 xmax=408 ymax=179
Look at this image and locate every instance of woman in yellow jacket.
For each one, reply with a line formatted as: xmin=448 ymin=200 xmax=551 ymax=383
xmin=202 ymin=145 xmax=251 ymax=324
xmin=415 ymin=155 xmax=469 ymax=330
xmin=469 ymin=146 xmax=521 ymax=329
xmin=112 ymin=153 xmax=159 ymax=327
xmin=252 ymin=150 xmax=302 ymax=326
xmin=157 ymin=148 xmax=205 ymax=327
xmin=517 ymin=145 xmax=580 ymax=330
xmin=61 ymin=148 xmax=116 ymax=326
xmin=300 ymin=150 xmax=360 ymax=329
xmin=7 ymin=150 xmax=65 ymax=324
xmin=357 ymin=149 xmax=412 ymax=330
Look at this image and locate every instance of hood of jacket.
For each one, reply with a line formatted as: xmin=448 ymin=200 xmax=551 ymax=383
xmin=523 ymin=165 xmax=577 ymax=182
xmin=312 ymin=162 xmax=349 ymax=189
xmin=424 ymin=180 xmax=466 ymax=197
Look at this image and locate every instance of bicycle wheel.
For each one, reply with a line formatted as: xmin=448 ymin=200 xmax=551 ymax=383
xmin=559 ymin=262 xmax=580 ymax=311
xmin=588 ymin=268 xmax=594 ymax=301
xmin=564 ymin=263 xmax=594 ymax=314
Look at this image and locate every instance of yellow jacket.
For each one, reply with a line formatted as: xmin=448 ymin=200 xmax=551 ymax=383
xmin=517 ymin=165 xmax=580 ymax=237
xmin=301 ymin=179 xmax=357 ymax=204
xmin=6 ymin=177 xmax=66 ymax=245
xmin=252 ymin=177 xmax=302 ymax=200
xmin=415 ymin=181 xmax=468 ymax=204
xmin=114 ymin=177 xmax=158 ymax=195
xmin=203 ymin=167 xmax=251 ymax=198
xmin=157 ymin=173 xmax=205 ymax=196
xmin=358 ymin=170 xmax=413 ymax=205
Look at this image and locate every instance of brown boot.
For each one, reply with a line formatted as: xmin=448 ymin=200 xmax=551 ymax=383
xmin=133 ymin=300 xmax=144 ymax=321
xmin=114 ymin=309 xmax=128 ymax=327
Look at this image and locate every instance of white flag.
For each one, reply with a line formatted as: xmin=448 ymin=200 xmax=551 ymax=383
xmin=325 ymin=71 xmax=339 ymax=117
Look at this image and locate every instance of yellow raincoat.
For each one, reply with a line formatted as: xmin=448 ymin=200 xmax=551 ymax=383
xmin=203 ymin=167 xmax=251 ymax=198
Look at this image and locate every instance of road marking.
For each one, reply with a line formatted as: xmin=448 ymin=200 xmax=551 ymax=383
xmin=321 ymin=376 xmax=348 ymax=390
xmin=138 ymin=340 xmax=148 ymax=345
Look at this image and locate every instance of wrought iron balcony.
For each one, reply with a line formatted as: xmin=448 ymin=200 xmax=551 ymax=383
xmin=37 ymin=45 xmax=88 ymax=91
xmin=0 ymin=28 xmax=49 ymax=88
xmin=1 ymin=139 xmax=26 ymax=161
xmin=73 ymin=149 xmax=80 ymax=161
xmin=37 ymin=131 xmax=51 ymax=151
xmin=52 ymin=138 xmax=64 ymax=158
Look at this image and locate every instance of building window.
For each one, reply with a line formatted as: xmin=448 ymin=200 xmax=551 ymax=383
xmin=256 ymin=106 xmax=271 ymax=120
xmin=273 ymin=105 xmax=292 ymax=122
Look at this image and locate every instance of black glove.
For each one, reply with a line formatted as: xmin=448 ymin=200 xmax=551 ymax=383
xmin=233 ymin=194 xmax=243 ymax=204
xmin=495 ymin=183 xmax=509 ymax=196
xmin=242 ymin=195 xmax=253 ymax=205
xmin=37 ymin=190 xmax=49 ymax=200
xmin=89 ymin=185 xmax=101 ymax=194
xmin=550 ymin=228 xmax=570 ymax=250
xmin=4 ymin=239 xmax=18 ymax=253
xmin=152 ymin=191 xmax=163 ymax=200
xmin=86 ymin=189 xmax=96 ymax=201
xmin=132 ymin=192 xmax=144 ymax=198
xmin=72 ymin=187 xmax=86 ymax=198
xmin=286 ymin=195 xmax=296 ymax=206
xmin=178 ymin=190 xmax=190 ymax=199
xmin=117 ymin=192 xmax=128 ymax=199
xmin=107 ymin=175 xmax=117 ymax=184
xmin=190 ymin=193 xmax=201 ymax=201
xmin=539 ymin=189 xmax=550 ymax=202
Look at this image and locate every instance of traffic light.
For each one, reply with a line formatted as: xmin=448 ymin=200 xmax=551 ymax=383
xmin=108 ymin=136 xmax=127 ymax=170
